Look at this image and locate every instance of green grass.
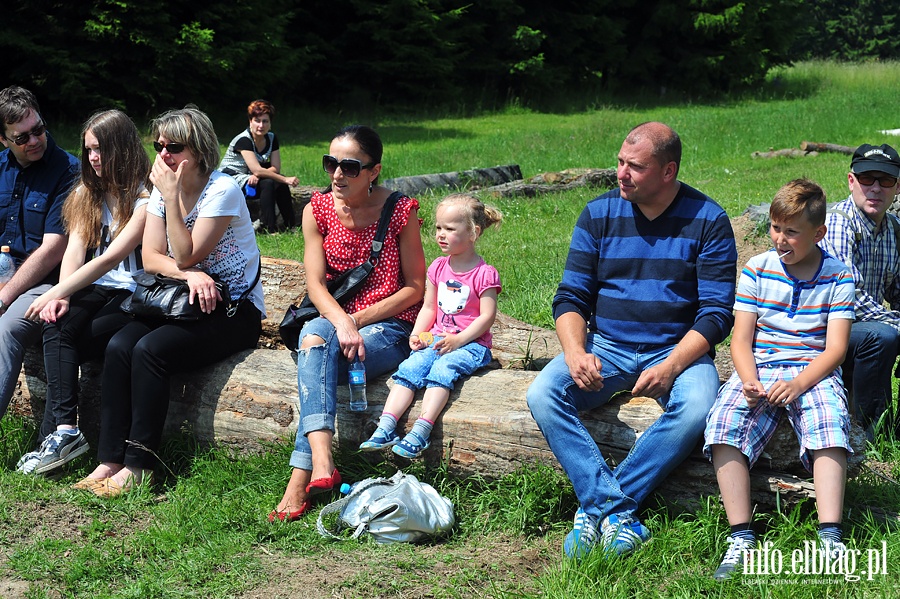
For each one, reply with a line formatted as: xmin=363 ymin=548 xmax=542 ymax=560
xmin=5 ymin=60 xmax=900 ymax=597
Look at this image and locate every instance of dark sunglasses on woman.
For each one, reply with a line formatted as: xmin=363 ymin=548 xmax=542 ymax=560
xmin=153 ymin=141 xmax=186 ymax=154
xmin=322 ymin=154 xmax=375 ymax=178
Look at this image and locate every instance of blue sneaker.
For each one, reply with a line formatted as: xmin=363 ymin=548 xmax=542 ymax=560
xmin=563 ymin=508 xmax=600 ymax=558
xmin=359 ymin=428 xmax=399 ymax=451
xmin=33 ymin=429 xmax=90 ymax=475
xmin=600 ymin=514 xmax=651 ymax=556
xmin=391 ymin=431 xmax=430 ymax=459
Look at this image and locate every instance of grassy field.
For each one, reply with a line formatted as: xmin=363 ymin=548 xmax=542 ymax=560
xmin=2 ymin=61 xmax=900 ymax=598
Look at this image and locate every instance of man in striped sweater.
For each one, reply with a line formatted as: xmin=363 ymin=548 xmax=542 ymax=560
xmin=527 ymin=122 xmax=737 ymax=559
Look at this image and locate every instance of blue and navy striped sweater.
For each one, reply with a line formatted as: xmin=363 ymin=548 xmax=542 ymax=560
xmin=552 ymin=183 xmax=737 ymax=351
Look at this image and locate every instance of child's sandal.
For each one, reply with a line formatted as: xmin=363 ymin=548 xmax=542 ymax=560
xmin=391 ymin=431 xmax=431 ymax=459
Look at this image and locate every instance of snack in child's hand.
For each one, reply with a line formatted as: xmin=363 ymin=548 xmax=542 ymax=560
xmin=418 ymin=332 xmax=434 ymax=345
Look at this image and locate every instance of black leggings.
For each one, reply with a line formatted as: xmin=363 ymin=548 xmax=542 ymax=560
xmin=255 ymin=178 xmax=296 ymax=231
xmin=98 ymin=301 xmax=261 ymax=468
xmin=40 ymin=285 xmax=133 ymax=439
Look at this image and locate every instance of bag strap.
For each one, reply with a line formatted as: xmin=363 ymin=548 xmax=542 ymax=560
xmin=367 ymin=191 xmax=404 ymax=266
xmin=827 ymin=207 xmax=862 ymax=245
xmin=315 ymin=477 xmax=392 ymax=541
xmin=226 ymin=256 xmax=262 ymax=318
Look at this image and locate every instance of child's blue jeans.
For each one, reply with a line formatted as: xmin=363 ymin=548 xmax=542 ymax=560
xmin=393 ymin=341 xmax=492 ymax=391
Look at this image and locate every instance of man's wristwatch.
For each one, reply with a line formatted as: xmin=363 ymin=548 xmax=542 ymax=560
xmin=0 ymin=299 xmax=7 ymax=314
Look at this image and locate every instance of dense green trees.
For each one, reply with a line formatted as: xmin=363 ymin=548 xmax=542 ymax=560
xmin=1 ymin=0 xmax=893 ymax=120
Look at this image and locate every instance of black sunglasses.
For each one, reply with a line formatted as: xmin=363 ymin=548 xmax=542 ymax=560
xmin=153 ymin=141 xmax=187 ymax=154
xmin=322 ymin=154 xmax=375 ymax=178
xmin=6 ymin=122 xmax=46 ymax=146
xmin=855 ymin=173 xmax=898 ymax=188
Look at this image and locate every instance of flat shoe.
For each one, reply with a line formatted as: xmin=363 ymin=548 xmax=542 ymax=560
xmin=268 ymin=499 xmax=311 ymax=523
xmin=72 ymin=476 xmax=108 ymax=491
xmin=91 ymin=472 xmax=153 ymax=498
xmin=305 ymin=468 xmax=341 ymax=496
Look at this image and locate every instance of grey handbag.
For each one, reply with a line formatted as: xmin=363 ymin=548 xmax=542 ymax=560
xmin=316 ymin=470 xmax=455 ymax=544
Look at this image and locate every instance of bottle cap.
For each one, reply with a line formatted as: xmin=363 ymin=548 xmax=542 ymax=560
xmin=340 ymin=483 xmax=352 ymax=494
xmin=1 ymin=246 xmax=9 ymax=253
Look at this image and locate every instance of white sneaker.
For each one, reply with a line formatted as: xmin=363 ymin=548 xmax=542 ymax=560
xmin=820 ymin=538 xmax=848 ymax=561
xmin=15 ymin=449 xmax=42 ymax=474
xmin=713 ymin=536 xmax=756 ymax=580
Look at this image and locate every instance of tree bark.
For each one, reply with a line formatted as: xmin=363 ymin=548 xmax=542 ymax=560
xmin=799 ymin=141 xmax=855 ymax=155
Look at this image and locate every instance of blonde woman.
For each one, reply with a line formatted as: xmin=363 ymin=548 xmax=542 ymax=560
xmin=78 ymin=107 xmax=265 ymax=496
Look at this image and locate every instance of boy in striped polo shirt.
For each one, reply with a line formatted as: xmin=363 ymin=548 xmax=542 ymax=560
xmin=704 ymin=179 xmax=856 ymax=580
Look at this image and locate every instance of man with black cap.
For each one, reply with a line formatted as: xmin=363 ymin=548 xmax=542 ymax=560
xmin=820 ymin=143 xmax=900 ymax=439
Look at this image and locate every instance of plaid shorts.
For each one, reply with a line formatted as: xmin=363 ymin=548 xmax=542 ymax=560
xmin=703 ymin=364 xmax=853 ymax=472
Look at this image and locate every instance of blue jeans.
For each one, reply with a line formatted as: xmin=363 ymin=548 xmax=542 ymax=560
xmin=526 ymin=333 xmax=718 ymax=522
xmin=842 ymin=321 xmax=900 ymax=430
xmin=290 ymin=316 xmax=413 ymax=470
xmin=394 ymin=341 xmax=491 ymax=390
xmin=0 ymin=283 xmax=52 ymax=419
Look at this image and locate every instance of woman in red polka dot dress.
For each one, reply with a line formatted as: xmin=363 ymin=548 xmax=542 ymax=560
xmin=270 ymin=125 xmax=426 ymax=522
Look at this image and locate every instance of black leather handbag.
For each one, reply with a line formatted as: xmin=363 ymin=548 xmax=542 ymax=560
xmin=121 ymin=273 xmax=229 ymax=321
xmin=279 ymin=191 xmax=402 ymax=349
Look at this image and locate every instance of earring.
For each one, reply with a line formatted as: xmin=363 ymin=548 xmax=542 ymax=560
xmin=368 ymin=181 xmax=374 ymax=196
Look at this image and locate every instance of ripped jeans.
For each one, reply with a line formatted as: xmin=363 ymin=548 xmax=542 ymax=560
xmin=290 ymin=316 xmax=413 ymax=470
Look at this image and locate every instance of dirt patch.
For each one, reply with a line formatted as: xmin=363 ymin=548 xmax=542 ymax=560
xmin=234 ymin=536 xmax=556 ymax=599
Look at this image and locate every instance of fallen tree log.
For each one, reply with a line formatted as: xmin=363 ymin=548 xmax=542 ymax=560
xmin=480 ymin=168 xmax=617 ymax=199
xmin=8 ymin=257 xmax=866 ymax=511
xmin=751 ymin=148 xmax=815 ymax=159
xmin=800 ymin=141 xmax=854 ymax=155
xmin=11 ymin=348 xmax=861 ymax=511
xmin=384 ymin=165 xmax=523 ymax=198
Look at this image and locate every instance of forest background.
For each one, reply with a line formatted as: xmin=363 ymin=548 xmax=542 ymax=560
xmin=2 ymin=0 xmax=898 ymax=120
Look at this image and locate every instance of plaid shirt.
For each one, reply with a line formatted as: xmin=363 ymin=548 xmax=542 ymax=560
xmin=818 ymin=196 xmax=900 ymax=331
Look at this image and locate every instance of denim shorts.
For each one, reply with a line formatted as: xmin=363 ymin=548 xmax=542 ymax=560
xmin=704 ymin=364 xmax=853 ymax=472
xmin=393 ymin=340 xmax=492 ymax=391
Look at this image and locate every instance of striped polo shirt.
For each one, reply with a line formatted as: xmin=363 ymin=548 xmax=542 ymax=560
xmin=735 ymin=249 xmax=855 ymax=365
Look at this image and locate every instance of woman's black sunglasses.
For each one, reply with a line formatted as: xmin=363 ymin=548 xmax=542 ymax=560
xmin=322 ymin=154 xmax=375 ymax=178
xmin=153 ymin=141 xmax=186 ymax=154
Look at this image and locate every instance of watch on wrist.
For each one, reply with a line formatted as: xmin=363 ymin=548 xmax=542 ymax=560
xmin=0 ymin=299 xmax=8 ymax=313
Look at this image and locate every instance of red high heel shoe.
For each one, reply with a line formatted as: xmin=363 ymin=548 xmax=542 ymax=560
xmin=305 ymin=468 xmax=341 ymax=496
xmin=268 ymin=498 xmax=311 ymax=523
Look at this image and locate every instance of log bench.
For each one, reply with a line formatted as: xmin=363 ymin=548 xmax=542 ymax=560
xmin=7 ymin=257 xmax=865 ymax=510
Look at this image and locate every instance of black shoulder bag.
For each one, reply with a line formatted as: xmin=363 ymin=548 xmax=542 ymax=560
xmin=121 ymin=258 xmax=261 ymax=321
xmin=278 ymin=191 xmax=403 ymax=349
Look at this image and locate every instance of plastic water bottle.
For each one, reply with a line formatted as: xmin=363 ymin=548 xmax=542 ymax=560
xmin=245 ymin=183 xmax=257 ymax=198
xmin=0 ymin=245 xmax=15 ymax=287
xmin=348 ymin=358 xmax=367 ymax=411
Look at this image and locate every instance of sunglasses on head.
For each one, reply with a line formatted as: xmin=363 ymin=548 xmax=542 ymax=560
xmin=153 ymin=141 xmax=186 ymax=154
xmin=6 ymin=122 xmax=46 ymax=146
xmin=855 ymin=173 xmax=899 ymax=188
xmin=322 ymin=154 xmax=375 ymax=178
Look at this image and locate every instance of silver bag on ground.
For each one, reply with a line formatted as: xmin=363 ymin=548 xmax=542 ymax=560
xmin=316 ymin=470 xmax=455 ymax=543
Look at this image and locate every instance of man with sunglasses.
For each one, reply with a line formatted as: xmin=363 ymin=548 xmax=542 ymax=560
xmin=0 ymin=86 xmax=79 ymax=423
xmin=819 ymin=143 xmax=900 ymax=440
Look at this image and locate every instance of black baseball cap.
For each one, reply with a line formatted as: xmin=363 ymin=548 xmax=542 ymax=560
xmin=850 ymin=143 xmax=900 ymax=176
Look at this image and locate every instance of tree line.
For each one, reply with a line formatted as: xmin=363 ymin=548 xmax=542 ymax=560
xmin=1 ymin=0 xmax=894 ymax=121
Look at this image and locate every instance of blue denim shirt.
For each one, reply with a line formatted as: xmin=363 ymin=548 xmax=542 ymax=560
xmin=0 ymin=133 xmax=79 ymax=269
